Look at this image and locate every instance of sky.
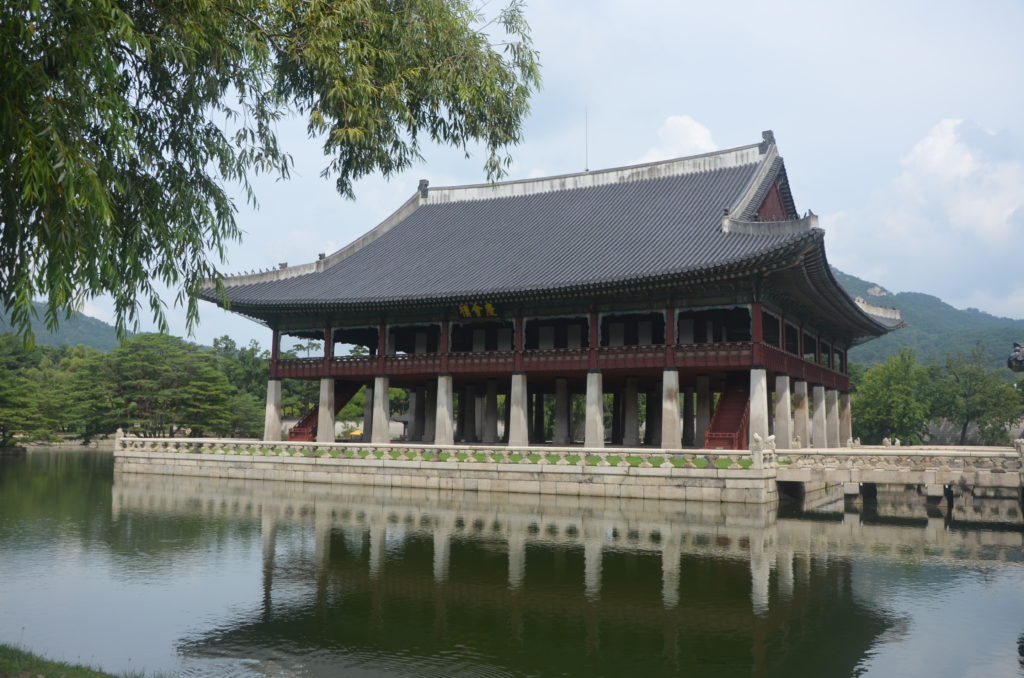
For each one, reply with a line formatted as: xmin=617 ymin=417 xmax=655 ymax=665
xmin=82 ymin=0 xmax=1024 ymax=349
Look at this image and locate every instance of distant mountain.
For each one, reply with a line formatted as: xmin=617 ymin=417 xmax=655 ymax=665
xmin=833 ymin=269 xmax=1024 ymax=370
xmin=0 ymin=302 xmax=123 ymax=352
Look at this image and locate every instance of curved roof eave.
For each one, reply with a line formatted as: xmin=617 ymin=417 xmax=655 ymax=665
xmin=798 ymin=240 xmax=903 ymax=342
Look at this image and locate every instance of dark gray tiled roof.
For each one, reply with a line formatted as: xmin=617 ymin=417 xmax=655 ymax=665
xmin=211 ymin=154 xmax=814 ymax=309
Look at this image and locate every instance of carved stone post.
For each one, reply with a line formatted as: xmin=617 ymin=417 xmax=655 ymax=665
xmin=812 ymin=385 xmax=827 ymax=448
xmin=317 ymin=378 xmax=335 ymax=443
xmin=371 ymin=376 xmax=390 ymax=444
xmin=774 ymin=374 xmax=792 ymax=449
xmin=585 ymin=370 xmax=604 ymax=448
xmin=263 ymin=379 xmax=282 ymax=441
xmin=433 ymin=375 xmax=454 ymax=446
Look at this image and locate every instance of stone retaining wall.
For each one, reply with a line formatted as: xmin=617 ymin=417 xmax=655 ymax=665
xmin=113 ymin=449 xmax=779 ymax=504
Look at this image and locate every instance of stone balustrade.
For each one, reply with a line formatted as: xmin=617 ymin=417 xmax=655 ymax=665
xmin=115 ymin=434 xmax=761 ymax=470
xmin=776 ymin=446 xmax=1023 ymax=489
xmin=114 ymin=432 xmax=1023 ymax=500
xmin=114 ymin=432 xmax=778 ymax=503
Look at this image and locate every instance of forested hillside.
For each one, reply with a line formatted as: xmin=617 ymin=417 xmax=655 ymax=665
xmin=833 ymin=269 xmax=1024 ymax=370
xmin=0 ymin=302 xmax=122 ymax=351
xmin=4 ymin=270 xmax=1022 ymax=370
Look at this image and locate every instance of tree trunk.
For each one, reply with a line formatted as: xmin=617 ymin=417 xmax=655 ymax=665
xmin=959 ymin=420 xmax=970 ymax=446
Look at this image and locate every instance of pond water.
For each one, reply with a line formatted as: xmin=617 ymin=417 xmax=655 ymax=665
xmin=1 ymin=450 xmax=1023 ymax=678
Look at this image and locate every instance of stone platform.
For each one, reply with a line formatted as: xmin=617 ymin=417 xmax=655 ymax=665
xmin=114 ymin=436 xmax=779 ymax=504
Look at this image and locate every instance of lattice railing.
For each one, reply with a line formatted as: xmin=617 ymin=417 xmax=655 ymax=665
xmin=115 ymin=434 xmax=764 ymax=469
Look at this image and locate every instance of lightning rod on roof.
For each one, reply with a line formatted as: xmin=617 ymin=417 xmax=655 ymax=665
xmin=584 ymin=104 xmax=589 ymax=172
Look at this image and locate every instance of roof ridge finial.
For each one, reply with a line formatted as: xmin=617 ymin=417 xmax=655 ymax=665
xmin=759 ymin=130 xmax=775 ymax=154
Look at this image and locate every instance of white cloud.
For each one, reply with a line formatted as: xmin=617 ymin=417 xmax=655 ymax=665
xmin=894 ymin=119 xmax=1024 ymax=244
xmin=636 ymin=116 xmax=718 ymax=163
xmin=78 ymin=299 xmax=113 ymax=325
xmin=826 ymin=119 xmax=1024 ymax=318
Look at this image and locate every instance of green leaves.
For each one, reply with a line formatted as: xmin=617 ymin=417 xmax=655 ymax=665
xmin=930 ymin=345 xmax=1024 ymax=445
xmin=1 ymin=0 xmax=540 ymax=340
xmin=0 ymin=331 xmax=269 ymax=440
xmin=851 ymin=346 xmax=1024 ymax=445
xmin=852 ymin=350 xmax=932 ymax=445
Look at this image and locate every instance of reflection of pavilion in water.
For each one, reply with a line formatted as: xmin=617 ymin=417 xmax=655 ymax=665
xmin=109 ymin=474 xmax=1022 ymax=676
xmin=112 ymin=474 xmax=1024 ymax=605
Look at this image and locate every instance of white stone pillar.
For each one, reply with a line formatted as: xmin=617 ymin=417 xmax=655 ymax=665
xmin=317 ymin=377 xmax=336 ymax=443
xmin=553 ymin=378 xmax=571 ymax=445
xmin=531 ymin=391 xmax=545 ymax=443
xmin=508 ymin=373 xmax=529 ymax=447
xmin=826 ymin=389 xmax=840 ymax=448
xmin=812 ymin=385 xmax=827 ymax=448
xmin=839 ymin=392 xmax=852 ymax=445
xmin=463 ymin=384 xmax=477 ymax=443
xmin=368 ymin=523 xmax=384 ymax=579
xmin=682 ymin=386 xmax=695 ymax=447
xmin=371 ymin=376 xmax=390 ymax=443
xmin=584 ymin=537 xmax=602 ymax=600
xmin=750 ymin=537 xmax=770 ymax=616
xmin=314 ymin=509 xmax=331 ymax=570
xmin=774 ymin=375 xmax=792 ymax=449
xmin=793 ymin=380 xmax=809 ymax=447
xmin=749 ymin=369 xmax=769 ymax=450
xmin=475 ymin=393 xmax=485 ymax=442
xmin=433 ymin=522 xmax=451 ymax=583
xmin=585 ymin=371 xmax=604 ymax=448
xmin=623 ymin=377 xmax=640 ymax=447
xmin=407 ymin=388 xmax=421 ymax=442
xmin=696 ymin=375 xmax=711 ymax=447
xmin=507 ymin=523 xmax=527 ymax=590
xmin=261 ymin=507 xmax=277 ymax=564
xmin=660 ymin=369 xmax=681 ymax=449
xmin=426 ymin=385 xmax=439 ymax=437
xmin=645 ymin=387 xmax=661 ymax=445
xmin=661 ymin=537 xmax=681 ymax=609
xmin=776 ymin=550 xmax=794 ymax=599
xmin=263 ymin=378 xmax=282 ymax=441
xmin=434 ymin=375 xmax=454 ymax=445
xmin=482 ymin=379 xmax=499 ymax=444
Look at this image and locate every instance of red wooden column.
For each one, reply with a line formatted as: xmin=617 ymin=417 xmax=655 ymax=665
xmin=513 ymin=316 xmax=524 ymax=371
xmin=270 ymin=329 xmax=280 ymax=376
xmin=664 ymin=307 xmax=676 ymax=366
xmin=751 ymin=303 xmax=764 ymax=367
xmin=323 ymin=327 xmax=333 ymax=371
xmin=588 ymin=311 xmax=599 ymax=369
xmin=440 ymin=320 xmax=450 ymax=372
xmin=377 ymin=323 xmax=387 ymax=372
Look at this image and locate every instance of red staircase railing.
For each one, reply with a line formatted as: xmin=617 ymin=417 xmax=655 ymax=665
xmin=288 ymin=381 xmax=364 ymax=441
xmin=704 ymin=388 xmax=750 ymax=450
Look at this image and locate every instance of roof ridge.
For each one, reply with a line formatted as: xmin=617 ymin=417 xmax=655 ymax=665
xmin=211 ymin=133 xmax=776 ymax=289
xmin=424 ymin=141 xmax=768 ymax=205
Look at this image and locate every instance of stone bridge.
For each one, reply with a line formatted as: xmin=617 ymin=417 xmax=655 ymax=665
xmin=775 ymin=445 xmax=1023 ymax=497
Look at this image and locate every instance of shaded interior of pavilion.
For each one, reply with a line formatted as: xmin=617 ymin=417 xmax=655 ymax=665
xmin=268 ymin=305 xmax=853 ymax=450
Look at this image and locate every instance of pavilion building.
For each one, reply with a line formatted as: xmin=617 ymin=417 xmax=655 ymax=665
xmin=202 ymin=132 xmax=901 ymax=450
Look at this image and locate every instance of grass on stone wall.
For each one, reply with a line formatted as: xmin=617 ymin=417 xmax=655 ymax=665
xmin=0 ymin=643 xmax=174 ymax=678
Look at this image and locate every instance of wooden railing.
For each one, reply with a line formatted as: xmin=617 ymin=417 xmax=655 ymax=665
xmin=270 ymin=341 xmax=848 ymax=385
